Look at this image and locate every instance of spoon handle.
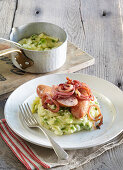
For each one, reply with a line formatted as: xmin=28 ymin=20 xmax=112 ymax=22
xmin=0 ymin=47 xmax=21 ymax=57
xmin=0 ymin=38 xmax=21 ymax=47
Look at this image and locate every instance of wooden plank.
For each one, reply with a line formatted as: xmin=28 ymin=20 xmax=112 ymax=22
xmin=0 ymin=0 xmax=17 ymax=39
xmin=0 ymin=41 xmax=94 ymax=95
xmin=82 ymin=145 xmax=123 ymax=170
xmin=13 ymin=0 xmax=85 ymax=47
xmin=79 ymin=0 xmax=123 ymax=91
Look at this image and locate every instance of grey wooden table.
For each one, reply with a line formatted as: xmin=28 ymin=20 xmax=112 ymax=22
xmin=0 ymin=0 xmax=123 ymax=169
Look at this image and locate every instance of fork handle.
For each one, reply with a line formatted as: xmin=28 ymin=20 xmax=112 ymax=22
xmin=38 ymin=126 xmax=68 ymax=160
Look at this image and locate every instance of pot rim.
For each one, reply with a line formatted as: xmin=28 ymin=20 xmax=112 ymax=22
xmin=10 ymin=22 xmax=68 ymax=53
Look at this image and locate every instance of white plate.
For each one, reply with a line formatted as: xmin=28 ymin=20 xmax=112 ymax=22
xmin=4 ymin=74 xmax=123 ymax=150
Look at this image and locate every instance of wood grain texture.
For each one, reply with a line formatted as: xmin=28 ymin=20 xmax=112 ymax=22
xmin=78 ymin=0 xmax=123 ymax=91
xmin=0 ymin=0 xmax=123 ymax=170
xmin=13 ymin=0 xmax=85 ymax=47
xmin=0 ymin=0 xmax=16 ymax=38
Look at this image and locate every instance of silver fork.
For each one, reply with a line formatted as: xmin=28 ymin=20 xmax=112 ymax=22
xmin=19 ymin=103 xmax=68 ymax=160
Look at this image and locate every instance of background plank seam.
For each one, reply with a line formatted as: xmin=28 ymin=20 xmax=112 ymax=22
xmin=9 ymin=0 xmax=18 ymax=36
xmin=79 ymin=0 xmax=86 ymax=37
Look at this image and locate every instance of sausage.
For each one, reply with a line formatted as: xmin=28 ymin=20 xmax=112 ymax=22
xmin=57 ymin=96 xmax=78 ymax=107
xmin=37 ymin=85 xmax=52 ymax=98
xmin=71 ymin=89 xmax=90 ymax=118
xmin=71 ymin=100 xmax=90 ymax=118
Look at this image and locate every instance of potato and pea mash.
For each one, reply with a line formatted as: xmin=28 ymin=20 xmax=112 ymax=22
xmin=31 ymin=96 xmax=101 ymax=136
xmin=18 ymin=33 xmax=63 ymax=51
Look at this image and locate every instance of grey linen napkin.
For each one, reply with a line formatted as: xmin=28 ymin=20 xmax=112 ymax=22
xmin=29 ymin=131 xmax=123 ymax=170
xmin=0 ymin=119 xmax=123 ymax=170
xmin=18 ymin=130 xmax=123 ymax=170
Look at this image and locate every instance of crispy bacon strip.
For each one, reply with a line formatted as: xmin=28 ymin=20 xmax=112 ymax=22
xmin=42 ymin=93 xmax=60 ymax=113
xmin=87 ymin=104 xmax=103 ymax=129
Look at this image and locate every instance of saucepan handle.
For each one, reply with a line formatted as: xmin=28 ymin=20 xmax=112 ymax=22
xmin=0 ymin=47 xmax=22 ymax=56
xmin=0 ymin=46 xmax=34 ymax=70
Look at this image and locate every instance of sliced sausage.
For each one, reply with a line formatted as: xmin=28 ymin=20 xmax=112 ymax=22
xmin=57 ymin=96 xmax=78 ymax=107
xmin=71 ymin=89 xmax=90 ymax=118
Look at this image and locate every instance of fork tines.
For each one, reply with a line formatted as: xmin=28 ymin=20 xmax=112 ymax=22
xmin=19 ymin=103 xmax=38 ymax=126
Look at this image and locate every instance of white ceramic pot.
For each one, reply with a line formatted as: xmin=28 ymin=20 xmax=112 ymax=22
xmin=0 ymin=22 xmax=68 ymax=73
